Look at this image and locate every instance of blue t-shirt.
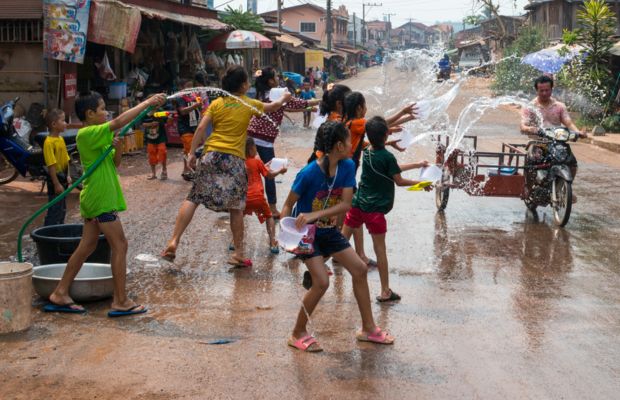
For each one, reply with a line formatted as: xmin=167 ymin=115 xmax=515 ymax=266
xmin=291 ymin=159 xmax=356 ymax=228
xmin=300 ymin=90 xmax=316 ymax=101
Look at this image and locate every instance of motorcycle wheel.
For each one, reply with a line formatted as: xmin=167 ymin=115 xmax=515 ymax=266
xmin=0 ymin=153 xmax=19 ymax=185
xmin=551 ymin=177 xmax=572 ymax=227
xmin=435 ymin=185 xmax=450 ymax=211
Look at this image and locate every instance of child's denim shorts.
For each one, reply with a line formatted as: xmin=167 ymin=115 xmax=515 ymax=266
xmin=299 ymin=227 xmax=350 ymax=260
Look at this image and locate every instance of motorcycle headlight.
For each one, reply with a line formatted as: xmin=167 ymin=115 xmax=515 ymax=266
xmin=554 ymin=128 xmax=569 ymax=141
xmin=550 ymin=145 xmax=568 ymax=162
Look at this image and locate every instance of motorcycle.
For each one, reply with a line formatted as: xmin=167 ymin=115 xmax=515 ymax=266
xmin=0 ymin=97 xmax=82 ymax=189
xmin=523 ymin=127 xmax=580 ymax=226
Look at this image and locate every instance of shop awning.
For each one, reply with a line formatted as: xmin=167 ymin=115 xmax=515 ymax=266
xmin=334 ymin=47 xmax=363 ymax=55
xmin=282 ymin=43 xmax=307 ymax=54
xmin=276 ymin=33 xmax=304 ymax=48
xmin=323 ymin=50 xmax=346 ymax=59
xmin=131 ymin=3 xmax=229 ymax=31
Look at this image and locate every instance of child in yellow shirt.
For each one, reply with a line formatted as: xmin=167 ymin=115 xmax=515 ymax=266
xmin=43 ymin=109 xmax=70 ymax=226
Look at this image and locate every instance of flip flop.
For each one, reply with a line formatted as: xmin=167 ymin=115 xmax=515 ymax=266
xmin=356 ymin=327 xmax=395 ymax=345
xmin=107 ymin=305 xmax=147 ymax=318
xmin=160 ymin=172 xmax=168 ymax=180
xmin=147 ymin=175 xmax=157 ymax=180
xmin=302 ymin=270 xmax=312 ymax=290
xmin=287 ymin=335 xmax=323 ymax=352
xmin=43 ymin=302 xmax=86 ymax=314
xmin=270 ymin=246 xmax=280 ymax=254
xmin=160 ymin=249 xmax=176 ymax=262
xmin=227 ymin=258 xmax=252 ymax=268
xmin=228 ymin=244 xmax=235 ymax=251
xmin=376 ymin=290 xmax=401 ymax=303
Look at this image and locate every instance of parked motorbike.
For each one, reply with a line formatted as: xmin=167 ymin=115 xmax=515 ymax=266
xmin=0 ymin=97 xmax=82 ymax=189
xmin=523 ymin=127 xmax=579 ymax=226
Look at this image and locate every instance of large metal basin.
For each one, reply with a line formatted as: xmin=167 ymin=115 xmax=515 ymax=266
xmin=32 ymin=263 xmax=124 ymax=302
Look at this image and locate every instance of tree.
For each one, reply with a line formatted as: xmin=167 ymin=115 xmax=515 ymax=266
xmin=463 ymin=14 xmax=484 ymax=28
xmin=576 ymin=0 xmax=617 ymax=83
xmin=476 ymin=0 xmax=506 ymax=40
xmin=220 ymin=6 xmax=264 ymax=32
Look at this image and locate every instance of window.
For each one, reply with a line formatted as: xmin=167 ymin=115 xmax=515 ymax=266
xmin=300 ymin=22 xmax=316 ymax=33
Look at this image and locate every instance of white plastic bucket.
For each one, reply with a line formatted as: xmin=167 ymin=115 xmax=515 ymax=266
xmin=268 ymin=88 xmax=288 ymax=102
xmin=278 ymin=217 xmax=309 ymax=251
xmin=0 ymin=262 xmax=33 ymax=334
xmin=269 ymin=158 xmax=288 ymax=171
xmin=420 ymin=165 xmax=443 ymax=182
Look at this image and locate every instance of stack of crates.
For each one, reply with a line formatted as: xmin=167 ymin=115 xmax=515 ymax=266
xmin=121 ymin=130 xmax=144 ymax=154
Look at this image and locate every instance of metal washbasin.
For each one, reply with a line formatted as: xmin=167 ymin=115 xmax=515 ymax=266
xmin=32 ymin=263 xmax=127 ymax=302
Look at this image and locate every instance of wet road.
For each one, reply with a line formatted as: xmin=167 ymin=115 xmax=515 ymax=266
xmin=1 ymin=67 xmax=620 ymax=399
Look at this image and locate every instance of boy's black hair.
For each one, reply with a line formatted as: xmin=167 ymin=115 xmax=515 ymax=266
xmin=45 ymin=108 xmax=65 ymax=130
xmin=319 ymin=84 xmax=351 ymax=118
xmin=343 ymin=91 xmax=366 ymax=122
xmin=365 ymin=116 xmax=389 ymax=149
xmin=245 ymin=136 xmax=256 ymax=156
xmin=222 ymin=66 xmax=249 ymax=93
xmin=75 ymin=91 xmax=103 ymax=122
xmin=313 ymin=120 xmax=349 ymax=176
xmin=255 ymin=67 xmax=276 ymax=101
xmin=534 ymin=75 xmax=554 ymax=89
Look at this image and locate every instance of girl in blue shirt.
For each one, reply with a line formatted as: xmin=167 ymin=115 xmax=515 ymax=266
xmin=281 ymin=121 xmax=395 ymax=352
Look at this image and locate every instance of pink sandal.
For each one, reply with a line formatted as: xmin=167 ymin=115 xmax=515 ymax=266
xmin=288 ymin=335 xmax=323 ymax=352
xmin=356 ymin=327 xmax=394 ymax=345
xmin=226 ymin=258 xmax=253 ymax=268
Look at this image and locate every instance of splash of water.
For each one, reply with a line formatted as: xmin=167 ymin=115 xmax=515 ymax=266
xmin=167 ymin=86 xmax=279 ymax=129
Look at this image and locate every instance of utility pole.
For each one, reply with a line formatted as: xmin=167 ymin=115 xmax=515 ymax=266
xmin=326 ymin=0 xmax=332 ymax=51
xmin=362 ymin=2 xmax=382 ymax=46
xmin=277 ymin=0 xmax=282 ymax=32
xmin=408 ymin=18 xmax=414 ymax=48
xmin=383 ymin=13 xmax=395 ymax=49
xmin=353 ymin=12 xmax=357 ymax=48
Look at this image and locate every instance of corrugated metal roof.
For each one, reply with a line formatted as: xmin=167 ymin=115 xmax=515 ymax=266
xmin=130 ymin=3 xmax=230 ymax=30
xmin=0 ymin=0 xmax=43 ymax=19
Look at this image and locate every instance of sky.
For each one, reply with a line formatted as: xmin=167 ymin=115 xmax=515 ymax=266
xmin=215 ymin=0 xmax=531 ymax=27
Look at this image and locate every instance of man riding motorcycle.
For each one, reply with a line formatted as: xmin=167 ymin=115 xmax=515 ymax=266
xmin=519 ymin=75 xmax=588 ymax=202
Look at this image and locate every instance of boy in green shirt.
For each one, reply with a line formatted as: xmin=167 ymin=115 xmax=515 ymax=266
xmin=46 ymin=91 xmax=166 ymax=316
xmin=342 ymin=116 xmax=430 ymax=303
xmin=43 ymin=109 xmax=71 ymax=226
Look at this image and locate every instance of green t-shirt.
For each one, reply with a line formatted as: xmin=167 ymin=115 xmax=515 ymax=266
xmin=352 ymin=147 xmax=401 ymax=214
xmin=143 ymin=116 xmax=167 ymax=144
xmin=76 ymin=122 xmax=127 ymax=218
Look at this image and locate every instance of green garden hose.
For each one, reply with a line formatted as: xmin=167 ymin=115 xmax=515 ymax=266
xmin=16 ymin=106 xmax=153 ymax=262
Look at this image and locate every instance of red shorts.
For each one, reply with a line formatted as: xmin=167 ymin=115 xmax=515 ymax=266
xmin=244 ymin=196 xmax=273 ymax=223
xmin=181 ymin=133 xmax=193 ymax=155
xmin=343 ymin=207 xmax=387 ymax=235
xmin=147 ymin=143 xmax=167 ymax=165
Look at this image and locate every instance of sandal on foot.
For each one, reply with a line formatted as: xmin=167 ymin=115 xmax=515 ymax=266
xmin=377 ymin=290 xmax=401 ymax=303
xmin=288 ymin=335 xmax=323 ymax=352
xmin=147 ymin=175 xmax=157 ymax=180
xmin=302 ymin=270 xmax=312 ymax=290
xmin=356 ymin=327 xmax=395 ymax=345
xmin=227 ymin=258 xmax=252 ymax=268
xmin=107 ymin=305 xmax=148 ymax=318
xmin=228 ymin=243 xmax=235 ymax=251
xmin=270 ymin=246 xmax=280 ymax=254
xmin=160 ymin=172 xmax=168 ymax=180
xmin=160 ymin=249 xmax=176 ymax=262
xmin=43 ymin=302 xmax=86 ymax=314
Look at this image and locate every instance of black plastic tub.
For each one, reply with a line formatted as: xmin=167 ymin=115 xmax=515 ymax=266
xmin=30 ymin=224 xmax=111 ymax=265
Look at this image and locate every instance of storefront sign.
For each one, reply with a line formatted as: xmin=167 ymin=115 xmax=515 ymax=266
xmin=305 ymin=50 xmax=324 ymax=70
xmin=43 ymin=0 xmax=91 ymax=64
xmin=64 ymin=73 xmax=77 ymax=99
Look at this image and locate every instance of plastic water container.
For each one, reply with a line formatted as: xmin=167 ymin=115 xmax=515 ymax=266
xmin=420 ymin=165 xmax=443 ymax=182
xmin=109 ymin=82 xmax=127 ymax=100
xmin=311 ymin=110 xmax=327 ymax=129
xmin=268 ymin=88 xmax=288 ymax=102
xmin=278 ymin=217 xmax=309 ymax=251
xmin=396 ymin=129 xmax=415 ymax=148
xmin=269 ymin=158 xmax=288 ymax=171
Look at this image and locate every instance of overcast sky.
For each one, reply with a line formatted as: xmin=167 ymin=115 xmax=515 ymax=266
xmin=216 ymin=0 xmax=531 ymax=27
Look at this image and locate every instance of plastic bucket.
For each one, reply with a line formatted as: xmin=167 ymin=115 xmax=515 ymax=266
xmin=268 ymin=88 xmax=289 ymax=102
xmin=278 ymin=217 xmax=308 ymax=251
xmin=269 ymin=158 xmax=288 ymax=171
xmin=0 ymin=262 xmax=33 ymax=334
xmin=30 ymin=224 xmax=111 ymax=265
xmin=420 ymin=165 xmax=443 ymax=182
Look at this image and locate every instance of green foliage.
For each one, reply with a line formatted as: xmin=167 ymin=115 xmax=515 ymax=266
xmin=556 ymin=0 xmax=617 ymax=117
xmin=220 ymin=6 xmax=264 ymax=33
xmin=491 ymin=26 xmax=547 ymax=94
xmin=601 ymin=114 xmax=620 ymax=132
xmin=562 ymin=29 xmax=578 ymax=46
xmin=463 ymin=14 xmax=484 ymax=27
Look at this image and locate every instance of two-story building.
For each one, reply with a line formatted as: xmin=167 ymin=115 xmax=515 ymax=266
xmin=347 ymin=13 xmax=364 ymax=47
xmin=260 ymin=4 xmax=349 ymax=48
xmin=366 ymin=20 xmax=390 ymax=47
xmin=525 ymin=0 xmax=620 ymax=40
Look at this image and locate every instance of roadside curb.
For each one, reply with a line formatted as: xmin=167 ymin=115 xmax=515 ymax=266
xmin=582 ymin=135 xmax=620 ymax=154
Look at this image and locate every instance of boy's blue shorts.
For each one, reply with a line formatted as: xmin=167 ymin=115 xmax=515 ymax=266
xmin=299 ymin=227 xmax=350 ymax=260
